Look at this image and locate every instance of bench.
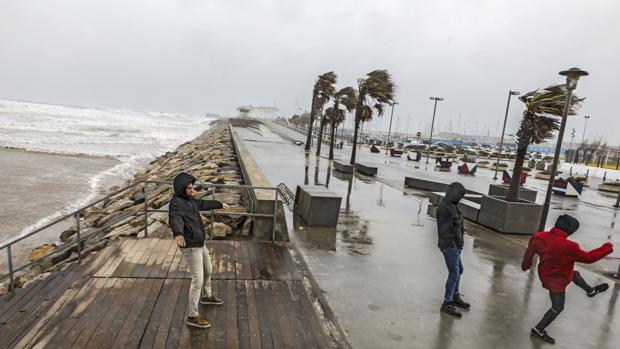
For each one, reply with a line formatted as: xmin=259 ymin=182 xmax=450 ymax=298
xmin=354 ymin=163 xmax=378 ymax=176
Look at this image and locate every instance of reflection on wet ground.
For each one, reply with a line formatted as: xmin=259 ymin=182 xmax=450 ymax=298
xmin=234 ymin=123 xmax=620 ymax=349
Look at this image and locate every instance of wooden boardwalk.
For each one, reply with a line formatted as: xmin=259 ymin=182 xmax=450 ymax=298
xmin=0 ymin=238 xmax=350 ymax=348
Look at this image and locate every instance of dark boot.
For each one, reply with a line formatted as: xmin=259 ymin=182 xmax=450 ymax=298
xmin=451 ymin=294 xmax=471 ymax=309
xmin=531 ymin=327 xmax=555 ymax=344
xmin=587 ymin=283 xmax=609 ymax=298
xmin=440 ymin=302 xmax=462 ymax=318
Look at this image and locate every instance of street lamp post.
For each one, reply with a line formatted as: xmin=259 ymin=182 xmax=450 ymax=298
xmin=577 ymin=115 xmax=590 ymax=163
xmin=567 ymin=128 xmax=576 ymax=163
xmin=493 ymin=90 xmax=520 ymax=180
xmin=385 ymin=102 xmax=398 ymax=154
xmin=539 ymin=67 xmax=589 ymax=231
xmin=426 ymin=97 xmax=444 ymax=163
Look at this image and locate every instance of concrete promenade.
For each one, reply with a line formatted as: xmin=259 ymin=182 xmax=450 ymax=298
xmin=239 ymin=121 xmax=620 ymax=349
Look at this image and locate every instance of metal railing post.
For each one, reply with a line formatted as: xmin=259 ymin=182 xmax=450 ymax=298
xmin=144 ymin=184 xmax=149 ymax=238
xmin=75 ymin=211 xmax=82 ymax=262
xmin=211 ymin=185 xmax=215 ymax=237
xmin=272 ymin=190 xmax=278 ymax=243
xmin=7 ymin=245 xmax=14 ymax=293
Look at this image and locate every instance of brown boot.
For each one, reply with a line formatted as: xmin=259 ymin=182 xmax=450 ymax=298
xmin=187 ymin=315 xmax=211 ymax=329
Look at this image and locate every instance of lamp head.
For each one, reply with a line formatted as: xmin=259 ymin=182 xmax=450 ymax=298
xmin=509 ymin=90 xmax=520 ymax=96
xmin=559 ymin=67 xmax=589 ymax=90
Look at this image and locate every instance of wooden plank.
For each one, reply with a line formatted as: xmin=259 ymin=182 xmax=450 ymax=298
xmin=139 ymin=238 xmax=167 ymax=278
xmin=0 ymin=271 xmax=62 ymax=322
xmin=109 ymin=238 xmax=140 ymax=277
xmin=139 ymin=277 xmax=172 ymax=347
xmin=1 ymin=267 xmax=92 ymax=347
xmin=286 ymin=281 xmax=319 ymax=349
xmin=203 ymin=279 xmax=219 ymax=349
xmin=252 ymin=280 xmax=273 ymax=349
xmin=83 ymin=239 xmax=124 ymax=276
xmin=121 ymin=278 xmax=165 ymax=348
xmin=165 ymin=279 xmax=189 ymax=348
xmin=30 ymin=278 xmax=101 ymax=348
xmin=259 ymin=280 xmax=282 ymax=348
xmin=275 ymin=281 xmax=307 ymax=348
xmin=96 ymin=239 xmax=135 ymax=277
xmin=291 ymin=281 xmax=329 ymax=348
xmin=247 ymin=243 xmax=261 ymax=281
xmin=236 ymin=281 xmax=250 ymax=349
xmin=69 ymin=278 xmax=121 ymax=348
xmin=130 ymin=238 xmax=160 ymax=277
xmin=160 ymin=240 xmax=178 ymax=279
xmin=10 ymin=287 xmax=79 ymax=349
xmin=214 ymin=279 xmax=228 ymax=349
xmin=150 ymin=238 xmax=174 ymax=278
xmin=82 ymin=278 xmax=131 ymax=347
xmin=91 ymin=241 xmax=125 ymax=277
xmin=45 ymin=278 xmax=115 ymax=348
xmin=151 ymin=279 xmax=184 ymax=348
xmin=269 ymin=281 xmax=297 ymax=348
xmin=226 ymin=242 xmax=237 ymax=280
xmin=244 ymin=280 xmax=262 ymax=349
xmin=166 ymin=245 xmax=184 ymax=279
xmin=226 ymin=280 xmax=239 ymax=349
xmin=0 ymin=270 xmax=68 ymax=335
xmin=85 ymin=278 xmax=146 ymax=348
xmin=283 ymin=246 xmax=302 ymax=281
xmin=110 ymin=278 xmax=161 ymax=348
xmin=237 ymin=242 xmax=253 ymax=280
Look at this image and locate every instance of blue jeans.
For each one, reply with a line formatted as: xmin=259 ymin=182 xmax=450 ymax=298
xmin=440 ymin=247 xmax=463 ymax=303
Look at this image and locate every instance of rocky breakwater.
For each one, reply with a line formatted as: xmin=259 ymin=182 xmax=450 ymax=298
xmin=1 ymin=120 xmax=251 ymax=294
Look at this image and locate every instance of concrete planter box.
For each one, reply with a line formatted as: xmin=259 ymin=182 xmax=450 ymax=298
xmin=488 ymin=184 xmax=537 ymax=202
xmin=295 ymin=185 xmax=342 ymax=226
xmin=354 ymin=163 xmax=378 ymax=176
xmin=478 ymin=195 xmax=542 ymax=235
xmin=333 ymin=161 xmax=353 ymax=174
xmin=428 ymin=192 xmax=481 ymax=222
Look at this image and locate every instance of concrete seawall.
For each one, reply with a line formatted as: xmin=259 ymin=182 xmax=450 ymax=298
xmin=229 ymin=123 xmax=289 ymax=241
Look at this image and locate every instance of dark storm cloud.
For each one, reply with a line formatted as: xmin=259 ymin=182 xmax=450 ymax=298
xmin=1 ymin=0 xmax=618 ymax=144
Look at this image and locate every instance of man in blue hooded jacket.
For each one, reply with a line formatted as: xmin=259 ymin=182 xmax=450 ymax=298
xmin=169 ymin=172 xmax=229 ymax=329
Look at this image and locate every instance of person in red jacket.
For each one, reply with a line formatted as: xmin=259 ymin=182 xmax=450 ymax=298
xmin=521 ymin=214 xmax=613 ymax=344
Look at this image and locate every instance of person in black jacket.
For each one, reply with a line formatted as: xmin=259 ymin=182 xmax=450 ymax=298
xmin=168 ymin=172 xmax=229 ymax=329
xmin=436 ymin=182 xmax=470 ymax=318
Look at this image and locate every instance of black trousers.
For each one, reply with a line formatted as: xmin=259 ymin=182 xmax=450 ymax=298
xmin=535 ymin=271 xmax=593 ymax=330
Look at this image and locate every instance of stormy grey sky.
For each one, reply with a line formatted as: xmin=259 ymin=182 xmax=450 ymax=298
xmin=1 ymin=0 xmax=619 ymax=144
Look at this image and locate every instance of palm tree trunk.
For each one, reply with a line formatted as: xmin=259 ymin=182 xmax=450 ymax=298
xmin=316 ymin=112 xmax=326 ymax=156
xmin=506 ymin=142 xmax=528 ymax=201
xmin=329 ymin=120 xmax=336 ymax=160
xmin=350 ymin=118 xmax=360 ymax=165
xmin=305 ymin=88 xmax=317 ymax=151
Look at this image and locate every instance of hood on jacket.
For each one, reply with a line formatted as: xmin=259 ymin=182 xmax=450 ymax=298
xmin=554 ymin=214 xmax=579 ymax=235
xmin=445 ymin=182 xmax=466 ymax=204
xmin=173 ymin=172 xmax=196 ymax=199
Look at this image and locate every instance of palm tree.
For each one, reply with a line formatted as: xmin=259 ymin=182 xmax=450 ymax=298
xmin=506 ymin=84 xmax=584 ymax=201
xmin=350 ymin=70 xmax=395 ymax=165
xmin=326 ymin=87 xmax=358 ymax=160
xmin=305 ymin=72 xmax=337 ymax=151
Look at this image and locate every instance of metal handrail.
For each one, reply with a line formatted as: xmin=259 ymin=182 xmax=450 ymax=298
xmin=1 ymin=179 xmax=281 ymax=292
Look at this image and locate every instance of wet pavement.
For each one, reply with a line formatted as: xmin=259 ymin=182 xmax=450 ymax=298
xmin=235 ymin=123 xmax=620 ymax=349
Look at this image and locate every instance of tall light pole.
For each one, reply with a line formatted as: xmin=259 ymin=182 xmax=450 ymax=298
xmin=577 ymin=115 xmax=591 ymax=163
xmin=539 ymin=67 xmax=589 ymax=231
xmin=385 ymin=102 xmax=398 ymax=154
xmin=426 ymin=97 xmax=444 ymax=163
xmin=567 ymin=128 xmax=576 ymax=162
xmin=493 ymin=90 xmax=520 ymax=180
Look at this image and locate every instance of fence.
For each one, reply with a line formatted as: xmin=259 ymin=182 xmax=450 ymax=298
xmin=0 ymin=180 xmax=281 ymax=293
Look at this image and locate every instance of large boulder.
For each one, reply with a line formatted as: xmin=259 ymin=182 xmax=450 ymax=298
xmin=207 ymin=222 xmax=232 ymax=240
xmin=29 ymin=244 xmax=56 ymax=262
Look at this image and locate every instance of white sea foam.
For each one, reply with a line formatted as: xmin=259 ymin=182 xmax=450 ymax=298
xmin=0 ymin=99 xmax=215 ymax=241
